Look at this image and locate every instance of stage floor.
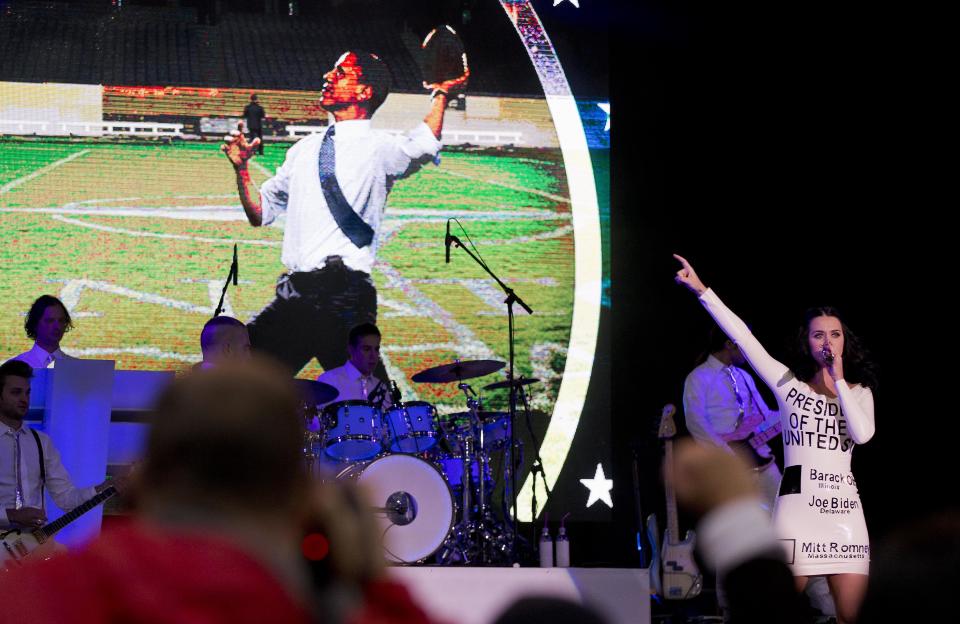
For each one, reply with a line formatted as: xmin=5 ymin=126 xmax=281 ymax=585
xmin=389 ymin=567 xmax=650 ymax=624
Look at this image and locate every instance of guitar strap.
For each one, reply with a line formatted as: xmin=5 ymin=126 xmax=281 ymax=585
xmin=29 ymin=429 xmax=45 ymax=509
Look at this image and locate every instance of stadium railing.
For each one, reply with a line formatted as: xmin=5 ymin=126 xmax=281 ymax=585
xmin=0 ymin=120 xmax=184 ymax=137
xmin=284 ymin=124 xmax=523 ymax=146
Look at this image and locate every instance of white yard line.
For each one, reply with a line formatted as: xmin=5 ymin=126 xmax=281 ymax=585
xmin=50 ymin=215 xmax=281 ymax=247
xmin=437 ymin=167 xmax=570 ymax=204
xmin=0 ymin=149 xmax=92 ymax=195
xmin=250 ymin=160 xmax=274 ymax=179
xmin=1 ymin=205 xmax=566 ymax=222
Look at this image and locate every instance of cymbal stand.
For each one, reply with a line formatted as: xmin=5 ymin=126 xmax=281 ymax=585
xmin=459 ymin=381 xmax=479 ymax=524
xmin=302 ymin=407 xmax=320 ymax=477
xmin=437 ymin=379 xmax=478 ymax=564
xmin=436 ymin=381 xmax=518 ymax=565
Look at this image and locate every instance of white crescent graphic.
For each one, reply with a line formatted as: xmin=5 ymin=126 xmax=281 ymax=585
xmin=500 ymin=0 xmax=603 ymax=521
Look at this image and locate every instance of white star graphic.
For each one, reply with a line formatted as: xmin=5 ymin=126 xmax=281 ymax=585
xmin=554 ymin=0 xmax=580 ymax=7
xmin=598 ymin=102 xmax=610 ymax=131
xmin=579 ymin=463 xmax=613 ymax=508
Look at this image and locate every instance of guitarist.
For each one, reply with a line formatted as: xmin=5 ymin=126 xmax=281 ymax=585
xmin=683 ymin=326 xmax=782 ymax=510
xmin=683 ymin=326 xmax=836 ymax=621
xmin=0 ymin=360 xmax=114 ymax=532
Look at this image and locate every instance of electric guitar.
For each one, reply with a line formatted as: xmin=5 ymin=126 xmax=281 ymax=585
xmin=657 ymin=404 xmax=703 ymax=600
xmin=721 ymin=421 xmax=782 ymax=468
xmin=1 ymin=486 xmax=117 ymax=569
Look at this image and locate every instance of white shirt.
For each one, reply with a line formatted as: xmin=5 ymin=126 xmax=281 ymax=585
xmin=1 ymin=423 xmax=97 ymax=528
xmin=10 ymin=343 xmax=74 ymax=369
xmin=259 ymin=120 xmax=441 ymax=275
xmin=683 ymin=354 xmax=779 ymax=451
xmin=317 ymin=360 xmax=387 ymax=408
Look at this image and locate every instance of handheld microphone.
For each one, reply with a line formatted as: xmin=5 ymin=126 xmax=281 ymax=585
xmin=822 ymin=348 xmax=835 ymax=365
xmin=445 ymin=219 xmax=452 ymax=263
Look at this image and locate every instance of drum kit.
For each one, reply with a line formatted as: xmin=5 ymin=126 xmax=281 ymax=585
xmin=299 ymin=359 xmax=539 ymax=566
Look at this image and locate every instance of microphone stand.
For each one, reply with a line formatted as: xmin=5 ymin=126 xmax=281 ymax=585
xmin=447 ymin=229 xmax=533 ymax=562
xmin=213 ymin=244 xmax=239 ymax=317
xmin=518 ymin=378 xmax=550 ymax=533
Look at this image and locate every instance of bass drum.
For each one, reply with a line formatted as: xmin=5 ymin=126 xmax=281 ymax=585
xmin=336 ymin=454 xmax=454 ymax=563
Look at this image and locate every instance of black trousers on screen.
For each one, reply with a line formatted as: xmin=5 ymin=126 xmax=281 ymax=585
xmin=246 ymin=128 xmax=264 ymax=154
xmin=247 ymin=256 xmax=379 ymax=376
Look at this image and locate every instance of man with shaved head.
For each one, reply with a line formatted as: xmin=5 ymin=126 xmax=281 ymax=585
xmin=199 ymin=315 xmax=251 ymax=368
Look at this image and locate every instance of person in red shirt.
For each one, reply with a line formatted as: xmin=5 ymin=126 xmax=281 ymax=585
xmin=0 ymin=360 xmax=435 ymax=624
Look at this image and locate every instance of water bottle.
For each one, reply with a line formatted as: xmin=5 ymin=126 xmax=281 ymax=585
xmin=539 ymin=526 xmax=554 ymax=567
xmin=556 ymin=512 xmax=571 ymax=567
xmin=555 ymin=527 xmax=570 ymax=567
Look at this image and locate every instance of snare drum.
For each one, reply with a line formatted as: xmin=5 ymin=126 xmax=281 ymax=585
xmin=337 ymin=454 xmax=454 ymax=563
xmin=384 ymin=401 xmax=440 ymax=453
xmin=323 ymin=400 xmax=383 ymax=461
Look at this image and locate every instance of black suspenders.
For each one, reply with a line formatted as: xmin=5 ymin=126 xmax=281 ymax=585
xmin=29 ymin=428 xmax=46 ymax=501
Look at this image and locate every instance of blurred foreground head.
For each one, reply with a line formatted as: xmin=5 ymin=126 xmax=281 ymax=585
xmin=859 ymin=512 xmax=960 ymax=622
xmin=138 ymin=357 xmax=306 ymax=518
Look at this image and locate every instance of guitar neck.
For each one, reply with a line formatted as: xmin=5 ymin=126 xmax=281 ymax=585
xmin=41 ymin=486 xmax=116 ymax=538
xmin=751 ymin=422 xmax=782 ymax=449
xmin=663 ymin=439 xmax=680 ymax=542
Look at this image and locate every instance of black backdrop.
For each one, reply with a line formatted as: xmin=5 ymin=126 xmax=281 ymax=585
xmin=578 ymin=0 xmax=956 ymax=567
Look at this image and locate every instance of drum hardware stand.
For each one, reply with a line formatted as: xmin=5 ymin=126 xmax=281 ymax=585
xmin=436 ymin=378 xmax=477 ymax=565
xmin=377 ymin=378 xmax=404 ymax=454
xmin=303 ymin=428 xmax=320 ymax=475
xmin=447 ymin=222 xmax=533 ymax=563
xmin=302 ymin=403 xmax=321 ymax=476
xmin=436 ymin=380 xmax=516 ymax=565
xmin=459 ymin=379 xmax=478 ymax=536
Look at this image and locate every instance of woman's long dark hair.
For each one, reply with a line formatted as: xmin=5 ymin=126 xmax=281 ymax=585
xmin=789 ymin=306 xmax=878 ymax=390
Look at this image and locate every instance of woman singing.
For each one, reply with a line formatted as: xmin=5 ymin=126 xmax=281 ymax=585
xmin=674 ymin=254 xmax=876 ymax=624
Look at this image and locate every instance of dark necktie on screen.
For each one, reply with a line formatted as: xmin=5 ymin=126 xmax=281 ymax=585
xmin=318 ymin=126 xmax=375 ymax=248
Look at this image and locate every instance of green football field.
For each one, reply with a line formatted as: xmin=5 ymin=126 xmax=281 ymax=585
xmin=0 ymin=137 xmax=578 ymax=413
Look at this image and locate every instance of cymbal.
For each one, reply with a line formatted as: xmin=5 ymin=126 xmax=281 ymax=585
xmin=483 ymin=377 xmax=540 ymax=391
xmin=411 ymin=359 xmax=506 ymax=383
xmin=293 ymin=379 xmax=339 ymax=405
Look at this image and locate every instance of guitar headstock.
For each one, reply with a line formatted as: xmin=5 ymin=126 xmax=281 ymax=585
xmin=657 ymin=404 xmax=677 ymax=440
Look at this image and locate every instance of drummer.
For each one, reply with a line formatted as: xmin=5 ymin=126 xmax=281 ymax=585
xmin=316 ymin=323 xmax=390 ymax=410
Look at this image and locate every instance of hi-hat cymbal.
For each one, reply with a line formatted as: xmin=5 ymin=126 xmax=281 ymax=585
xmin=411 ymin=359 xmax=506 ymax=383
xmin=293 ymin=379 xmax=339 ymax=405
xmin=483 ymin=377 xmax=540 ymax=391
